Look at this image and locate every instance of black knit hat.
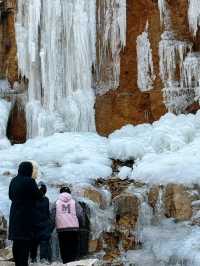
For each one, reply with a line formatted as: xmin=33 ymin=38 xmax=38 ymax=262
xmin=38 ymin=181 xmax=47 ymax=195
xmin=18 ymin=161 xmax=33 ymax=177
xmin=60 ymin=186 xmax=71 ymax=194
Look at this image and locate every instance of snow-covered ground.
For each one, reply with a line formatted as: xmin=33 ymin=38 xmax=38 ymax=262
xmin=124 ymin=219 xmax=200 ymax=266
xmin=1 ymin=111 xmax=200 ymax=214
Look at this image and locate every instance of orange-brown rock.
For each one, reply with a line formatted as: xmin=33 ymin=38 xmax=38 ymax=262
xmin=95 ymin=0 xmax=199 ymax=136
xmin=6 ymin=96 xmax=27 ymax=144
xmin=164 ymin=184 xmax=192 ymax=221
xmin=148 ymin=186 xmax=160 ymax=209
xmin=0 ymin=0 xmax=18 ymax=83
xmin=83 ymin=187 xmax=105 ymax=208
xmin=88 ymin=239 xmax=102 ymax=253
xmin=113 ymin=193 xmax=139 ymax=231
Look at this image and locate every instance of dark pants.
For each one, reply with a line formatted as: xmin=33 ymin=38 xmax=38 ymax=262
xmin=58 ymin=231 xmax=79 ymax=264
xmin=30 ymin=239 xmax=51 ymax=262
xmin=13 ymin=240 xmax=31 ymax=266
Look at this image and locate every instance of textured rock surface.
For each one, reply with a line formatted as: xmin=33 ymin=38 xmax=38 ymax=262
xmin=0 ymin=212 xmax=7 ymax=249
xmin=164 ymin=184 xmax=192 ymax=221
xmin=113 ymin=193 xmax=139 ymax=231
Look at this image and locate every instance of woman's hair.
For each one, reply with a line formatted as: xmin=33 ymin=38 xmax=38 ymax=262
xmin=28 ymin=160 xmax=38 ymax=179
xmin=18 ymin=161 xmax=33 ymax=177
xmin=60 ymin=186 xmax=71 ymax=194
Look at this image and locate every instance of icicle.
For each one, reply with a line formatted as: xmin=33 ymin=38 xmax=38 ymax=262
xmin=95 ymin=0 xmax=127 ymax=95
xmin=163 ymin=81 xmax=195 ymax=114
xmin=159 ymin=31 xmax=192 ymax=83
xmin=15 ymin=0 xmax=96 ymax=138
xmin=136 ymin=22 xmax=155 ymax=92
xmin=158 ymin=0 xmax=171 ymax=30
xmin=0 ymin=99 xmax=11 ymax=139
xmin=188 ymin=0 xmax=200 ymax=37
xmin=181 ymin=52 xmax=200 ymax=104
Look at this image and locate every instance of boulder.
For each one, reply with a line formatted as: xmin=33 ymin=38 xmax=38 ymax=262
xmin=164 ymin=184 xmax=192 ymax=221
xmin=88 ymin=239 xmax=102 ymax=253
xmin=0 ymin=246 xmax=13 ymax=261
xmin=0 ymin=212 xmax=7 ymax=249
xmin=84 ymin=187 xmax=105 ymax=208
xmin=113 ymin=193 xmax=139 ymax=231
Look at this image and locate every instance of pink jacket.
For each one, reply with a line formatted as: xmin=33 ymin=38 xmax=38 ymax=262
xmin=56 ymin=193 xmax=79 ymax=229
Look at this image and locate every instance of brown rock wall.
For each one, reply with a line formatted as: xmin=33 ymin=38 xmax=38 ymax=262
xmin=95 ymin=0 xmax=198 ymax=136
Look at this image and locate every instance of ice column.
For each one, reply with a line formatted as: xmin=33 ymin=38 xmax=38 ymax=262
xmin=188 ymin=0 xmax=200 ymax=37
xmin=136 ymin=23 xmax=155 ymax=92
xmin=95 ymin=0 xmax=127 ymax=95
xmin=15 ymin=0 xmax=96 ymax=138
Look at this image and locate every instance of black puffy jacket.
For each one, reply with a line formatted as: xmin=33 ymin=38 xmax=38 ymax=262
xmin=8 ymin=164 xmax=42 ymax=240
xmin=33 ymin=196 xmax=52 ymax=241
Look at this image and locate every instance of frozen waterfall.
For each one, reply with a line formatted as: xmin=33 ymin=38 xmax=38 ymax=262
xmin=188 ymin=0 xmax=200 ymax=37
xmin=15 ymin=0 xmax=127 ymax=138
xmin=15 ymin=0 xmax=97 ymax=138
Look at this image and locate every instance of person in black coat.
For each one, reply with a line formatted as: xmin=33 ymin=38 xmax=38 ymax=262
xmin=30 ymin=181 xmax=52 ymax=263
xmin=9 ymin=161 xmax=42 ymax=266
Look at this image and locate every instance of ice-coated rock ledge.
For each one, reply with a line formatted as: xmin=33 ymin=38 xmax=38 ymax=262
xmin=0 ymin=259 xmax=99 ymax=266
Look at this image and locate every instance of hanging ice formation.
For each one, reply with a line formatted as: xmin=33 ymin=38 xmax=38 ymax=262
xmin=157 ymin=0 xmax=198 ymax=114
xmin=188 ymin=0 xmax=200 ymax=37
xmin=159 ymin=32 xmax=192 ymax=83
xmin=136 ymin=22 xmax=155 ymax=92
xmin=158 ymin=0 xmax=171 ymax=30
xmin=182 ymin=52 xmax=200 ymax=102
xmin=0 ymin=98 xmax=11 ymax=149
xmin=94 ymin=0 xmax=127 ymax=95
xmin=15 ymin=0 xmax=97 ymax=138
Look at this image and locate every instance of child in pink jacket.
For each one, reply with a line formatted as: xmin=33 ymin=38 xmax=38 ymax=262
xmin=55 ymin=186 xmax=82 ymax=264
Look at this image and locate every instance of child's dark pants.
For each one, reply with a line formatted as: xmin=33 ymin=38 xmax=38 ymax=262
xmin=30 ymin=239 xmax=51 ymax=262
xmin=58 ymin=231 xmax=79 ymax=264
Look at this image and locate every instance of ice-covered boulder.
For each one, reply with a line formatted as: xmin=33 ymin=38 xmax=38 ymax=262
xmin=113 ymin=193 xmax=139 ymax=231
xmin=164 ymin=184 xmax=192 ymax=221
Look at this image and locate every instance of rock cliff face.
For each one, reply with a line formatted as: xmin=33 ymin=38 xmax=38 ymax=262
xmin=0 ymin=0 xmax=200 ymax=140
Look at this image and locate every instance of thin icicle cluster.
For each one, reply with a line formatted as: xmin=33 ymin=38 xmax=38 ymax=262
xmin=0 ymin=99 xmax=10 ymax=138
xmin=15 ymin=0 xmax=96 ymax=138
xmin=188 ymin=0 xmax=200 ymax=37
xmin=159 ymin=32 xmax=192 ymax=83
xmin=163 ymin=81 xmax=195 ymax=114
xmin=158 ymin=0 xmax=171 ymax=30
xmin=182 ymin=52 xmax=200 ymax=102
xmin=95 ymin=0 xmax=126 ymax=95
xmin=136 ymin=23 xmax=155 ymax=92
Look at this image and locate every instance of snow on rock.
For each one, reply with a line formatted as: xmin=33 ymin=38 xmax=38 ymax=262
xmin=0 ymin=132 xmax=112 ymax=217
xmin=136 ymin=22 xmax=155 ymax=92
xmin=188 ymin=0 xmax=200 ymax=37
xmin=15 ymin=0 xmax=96 ymax=138
xmin=108 ymin=111 xmax=200 ymax=185
xmin=117 ymin=166 xmax=132 ymax=180
xmin=125 ymin=219 xmax=200 ymax=266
